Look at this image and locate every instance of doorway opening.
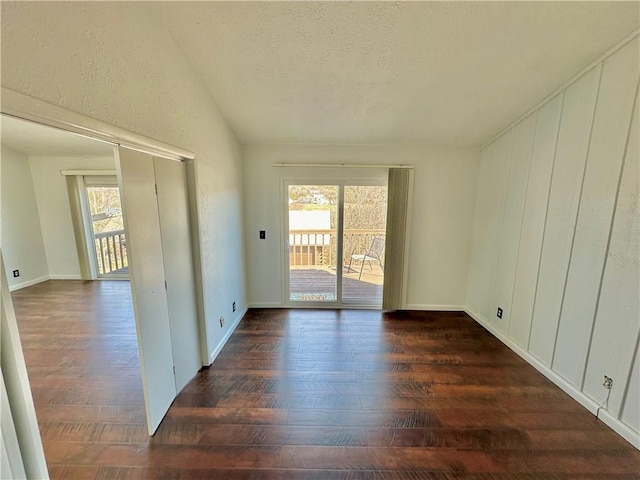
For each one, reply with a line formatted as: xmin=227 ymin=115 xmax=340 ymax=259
xmin=286 ymin=182 xmax=388 ymax=307
xmin=2 ymin=109 xmax=203 ymax=449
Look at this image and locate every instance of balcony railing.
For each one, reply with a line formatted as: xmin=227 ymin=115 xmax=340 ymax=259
xmin=94 ymin=229 xmax=128 ymax=275
xmin=289 ymin=229 xmax=385 ymax=267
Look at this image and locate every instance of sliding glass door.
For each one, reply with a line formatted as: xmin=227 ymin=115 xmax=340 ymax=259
xmin=285 ymin=181 xmax=387 ymax=307
xmin=342 ymin=186 xmax=387 ymax=304
xmin=85 ymin=182 xmax=128 ymax=278
xmin=288 ymin=185 xmax=339 ymax=301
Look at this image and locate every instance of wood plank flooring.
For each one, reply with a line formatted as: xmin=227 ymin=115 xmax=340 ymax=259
xmin=12 ymin=280 xmax=640 ymax=479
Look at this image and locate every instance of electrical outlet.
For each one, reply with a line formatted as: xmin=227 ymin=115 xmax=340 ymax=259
xmin=603 ymin=375 xmax=613 ymax=390
xmin=12 ymin=269 xmax=19 ymax=278
xmin=496 ymin=307 xmax=503 ymax=319
xmin=219 ymin=316 xmax=225 ymax=328
xmin=233 ymin=301 xmax=236 ymax=312
xmin=259 ymin=230 xmax=266 ymax=240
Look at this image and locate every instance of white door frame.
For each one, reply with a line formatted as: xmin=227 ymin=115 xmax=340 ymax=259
xmin=1 ymin=88 xmax=193 ymax=161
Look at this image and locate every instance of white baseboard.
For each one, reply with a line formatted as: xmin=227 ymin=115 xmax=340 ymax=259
xmin=207 ymin=306 xmax=248 ymax=365
xmin=598 ymin=409 xmax=640 ymax=450
xmin=8 ymin=275 xmax=49 ymax=292
xmin=48 ymin=274 xmax=82 ymax=280
xmin=405 ymin=304 xmax=464 ymax=311
xmin=464 ymin=307 xmax=640 ymax=450
xmin=248 ymin=303 xmax=466 ymax=311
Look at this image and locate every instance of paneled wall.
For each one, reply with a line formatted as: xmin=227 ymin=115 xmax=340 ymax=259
xmin=466 ymin=36 xmax=639 ymax=445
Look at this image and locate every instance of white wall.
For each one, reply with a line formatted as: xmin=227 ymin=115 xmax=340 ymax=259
xmin=243 ymin=144 xmax=479 ymax=308
xmin=0 ymin=142 xmax=49 ymax=480
xmin=1 ymin=145 xmax=48 ymax=290
xmin=466 ymin=36 xmax=640 ymax=445
xmin=28 ymin=155 xmax=115 ymax=279
xmin=1 ymin=2 xmax=247 ymax=361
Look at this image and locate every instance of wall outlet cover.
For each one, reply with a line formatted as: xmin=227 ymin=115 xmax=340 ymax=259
xmin=497 ymin=307 xmax=503 ymax=319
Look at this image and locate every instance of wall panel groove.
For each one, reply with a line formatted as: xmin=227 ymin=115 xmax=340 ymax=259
xmin=553 ymin=38 xmax=639 ymax=387
xmin=506 ymin=112 xmax=538 ymax=330
xmin=620 ymin=333 xmax=640 ymax=431
xmin=527 ymin=63 xmax=602 ymax=363
xmin=523 ymin=93 xmax=565 ymax=351
xmin=580 ymin=80 xmax=640 ymax=393
xmin=548 ymin=63 xmax=605 ymax=372
xmin=509 ymin=95 xmax=564 ymax=345
xmin=493 ymin=113 xmax=536 ymax=335
xmin=581 ymin=79 xmax=640 ymax=420
xmin=480 ymin=130 xmax=514 ymax=323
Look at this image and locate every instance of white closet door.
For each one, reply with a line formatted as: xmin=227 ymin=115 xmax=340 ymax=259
xmin=154 ymin=157 xmax=202 ymax=393
xmin=1 ymin=370 xmax=27 ymax=480
xmin=116 ymin=147 xmax=176 ymax=435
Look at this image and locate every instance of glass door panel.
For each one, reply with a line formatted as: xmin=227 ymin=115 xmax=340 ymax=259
xmin=342 ymin=185 xmax=387 ymax=304
xmin=288 ymin=185 xmax=338 ymax=302
xmin=86 ymin=186 xmax=128 ymax=277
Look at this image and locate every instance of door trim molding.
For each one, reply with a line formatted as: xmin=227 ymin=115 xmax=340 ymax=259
xmin=1 ymin=88 xmax=195 ymax=161
xmin=281 ymin=177 xmax=388 ymax=308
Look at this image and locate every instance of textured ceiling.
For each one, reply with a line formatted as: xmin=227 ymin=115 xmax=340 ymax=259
xmin=155 ymin=2 xmax=639 ymax=146
xmin=1 ymin=115 xmax=114 ymax=156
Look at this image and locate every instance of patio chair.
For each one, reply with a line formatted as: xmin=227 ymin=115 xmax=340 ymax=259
xmin=347 ymin=235 xmax=385 ymax=280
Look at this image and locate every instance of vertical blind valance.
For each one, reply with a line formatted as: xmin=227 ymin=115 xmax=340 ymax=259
xmin=382 ymin=168 xmax=413 ymax=310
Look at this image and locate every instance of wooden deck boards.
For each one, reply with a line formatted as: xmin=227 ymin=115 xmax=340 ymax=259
xmin=12 ymin=280 xmax=640 ymax=479
xmin=290 ymin=267 xmax=383 ymax=302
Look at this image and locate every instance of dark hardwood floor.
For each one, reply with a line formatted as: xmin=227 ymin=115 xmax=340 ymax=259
xmin=12 ymin=280 xmax=640 ymax=479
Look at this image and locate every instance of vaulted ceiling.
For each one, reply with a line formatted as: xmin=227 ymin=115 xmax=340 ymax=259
xmin=154 ymin=2 xmax=639 ymax=146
